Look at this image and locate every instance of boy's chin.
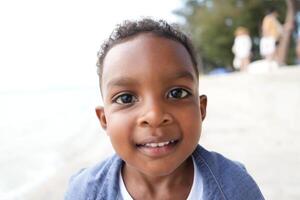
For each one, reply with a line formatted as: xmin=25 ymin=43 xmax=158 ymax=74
xmin=124 ymin=157 xmax=192 ymax=178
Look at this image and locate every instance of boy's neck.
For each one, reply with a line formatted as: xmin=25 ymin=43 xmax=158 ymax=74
xmin=122 ymin=156 xmax=194 ymax=200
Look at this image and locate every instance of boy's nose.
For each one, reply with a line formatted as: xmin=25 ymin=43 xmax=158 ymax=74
xmin=137 ymin=101 xmax=173 ymax=128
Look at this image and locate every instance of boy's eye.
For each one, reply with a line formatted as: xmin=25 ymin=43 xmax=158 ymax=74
xmin=114 ymin=93 xmax=137 ymax=104
xmin=168 ymin=88 xmax=190 ymax=99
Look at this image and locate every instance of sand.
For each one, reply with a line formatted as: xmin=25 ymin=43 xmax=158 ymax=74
xmin=5 ymin=66 xmax=300 ymax=200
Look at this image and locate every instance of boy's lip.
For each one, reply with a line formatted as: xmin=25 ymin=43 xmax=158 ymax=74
xmin=136 ymin=138 xmax=180 ymax=158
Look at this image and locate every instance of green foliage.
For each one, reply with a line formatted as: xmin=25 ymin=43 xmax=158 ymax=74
xmin=175 ymin=0 xmax=287 ymax=72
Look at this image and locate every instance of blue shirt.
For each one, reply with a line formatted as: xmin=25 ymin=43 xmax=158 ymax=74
xmin=65 ymin=145 xmax=264 ymax=200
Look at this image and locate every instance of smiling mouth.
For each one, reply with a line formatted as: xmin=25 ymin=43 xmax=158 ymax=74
xmin=137 ymin=140 xmax=178 ymax=148
xmin=136 ymin=139 xmax=179 ymax=157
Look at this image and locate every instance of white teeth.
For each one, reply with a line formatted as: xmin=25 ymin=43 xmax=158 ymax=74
xmin=144 ymin=140 xmax=176 ymax=148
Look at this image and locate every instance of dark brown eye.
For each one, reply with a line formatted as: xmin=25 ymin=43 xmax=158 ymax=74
xmin=168 ymin=88 xmax=190 ymax=99
xmin=115 ymin=93 xmax=137 ymax=104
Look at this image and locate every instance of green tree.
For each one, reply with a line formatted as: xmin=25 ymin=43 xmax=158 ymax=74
xmin=175 ymin=0 xmax=288 ymax=73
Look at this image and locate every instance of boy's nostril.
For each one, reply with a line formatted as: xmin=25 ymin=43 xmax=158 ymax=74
xmin=162 ymin=114 xmax=173 ymax=125
xmin=141 ymin=121 xmax=150 ymax=126
xmin=163 ymin=119 xmax=170 ymax=124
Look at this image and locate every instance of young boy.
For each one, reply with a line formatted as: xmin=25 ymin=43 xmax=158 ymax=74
xmin=65 ymin=18 xmax=264 ymax=200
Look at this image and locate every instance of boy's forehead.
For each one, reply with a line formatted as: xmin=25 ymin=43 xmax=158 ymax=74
xmin=101 ymin=34 xmax=197 ymax=90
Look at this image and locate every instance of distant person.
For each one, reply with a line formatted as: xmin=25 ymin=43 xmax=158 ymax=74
xmin=64 ymin=18 xmax=264 ymax=200
xmin=232 ymin=27 xmax=252 ymax=71
xmin=260 ymin=8 xmax=283 ymax=61
xmin=296 ymin=37 xmax=300 ymax=64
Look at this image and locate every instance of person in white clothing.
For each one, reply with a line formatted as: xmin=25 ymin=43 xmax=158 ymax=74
xmin=260 ymin=9 xmax=283 ymax=61
xmin=232 ymin=27 xmax=252 ymax=71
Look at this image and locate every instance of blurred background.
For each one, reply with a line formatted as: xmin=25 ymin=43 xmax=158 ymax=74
xmin=0 ymin=0 xmax=299 ymax=199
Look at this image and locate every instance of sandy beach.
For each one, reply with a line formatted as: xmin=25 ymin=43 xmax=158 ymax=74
xmin=2 ymin=66 xmax=300 ymax=200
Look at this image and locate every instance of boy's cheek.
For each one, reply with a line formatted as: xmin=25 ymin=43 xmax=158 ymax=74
xmin=106 ymin=113 xmax=134 ymax=132
xmin=181 ymin=105 xmax=202 ymax=127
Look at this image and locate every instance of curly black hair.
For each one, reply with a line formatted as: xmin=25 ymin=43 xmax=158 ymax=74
xmin=96 ymin=18 xmax=198 ymax=88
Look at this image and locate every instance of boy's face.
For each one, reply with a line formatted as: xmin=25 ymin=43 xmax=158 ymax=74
xmin=96 ymin=34 xmax=207 ymax=176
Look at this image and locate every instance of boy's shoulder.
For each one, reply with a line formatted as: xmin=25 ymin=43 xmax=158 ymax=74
xmin=64 ymin=154 xmax=123 ymax=200
xmin=65 ymin=145 xmax=264 ymax=200
xmin=193 ymin=145 xmax=264 ymax=200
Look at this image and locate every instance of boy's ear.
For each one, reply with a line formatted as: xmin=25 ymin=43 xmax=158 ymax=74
xmin=199 ymin=95 xmax=207 ymax=120
xmin=95 ymin=106 xmax=107 ymax=130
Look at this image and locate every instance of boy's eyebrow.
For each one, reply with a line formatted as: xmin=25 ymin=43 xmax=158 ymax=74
xmin=106 ymin=70 xmax=195 ymax=89
xmin=106 ymin=77 xmax=139 ymax=89
xmin=168 ymin=70 xmax=196 ymax=82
